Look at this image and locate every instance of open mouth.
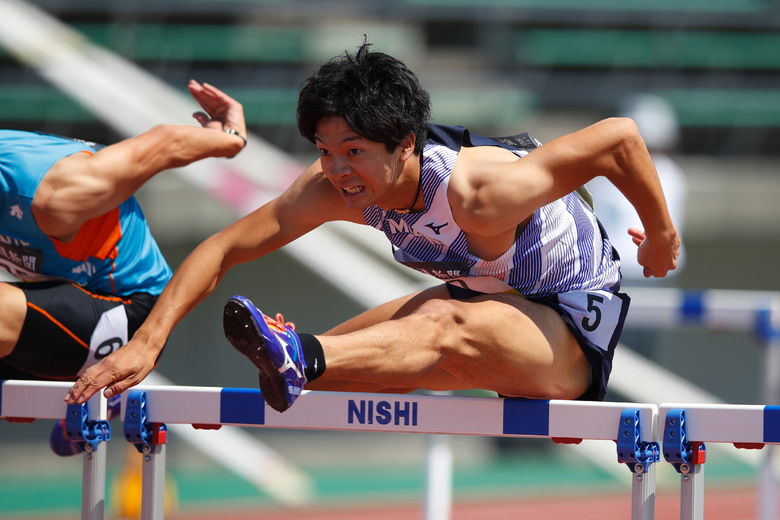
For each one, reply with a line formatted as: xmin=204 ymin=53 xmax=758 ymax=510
xmin=343 ymin=185 xmax=364 ymax=195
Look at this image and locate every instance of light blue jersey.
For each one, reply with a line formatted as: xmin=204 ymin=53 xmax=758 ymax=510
xmin=0 ymin=130 xmax=171 ymax=295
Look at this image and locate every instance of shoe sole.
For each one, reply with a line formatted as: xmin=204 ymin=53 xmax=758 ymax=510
xmin=49 ymin=419 xmax=85 ymax=457
xmin=223 ymin=298 xmax=289 ymax=412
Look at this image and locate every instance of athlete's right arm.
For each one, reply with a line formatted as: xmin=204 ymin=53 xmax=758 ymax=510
xmin=64 ymin=161 xmax=359 ymax=404
xmin=36 ymin=80 xmax=247 ymax=241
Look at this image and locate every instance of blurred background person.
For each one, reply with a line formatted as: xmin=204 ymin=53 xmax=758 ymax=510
xmin=587 ymin=93 xmax=688 ymax=283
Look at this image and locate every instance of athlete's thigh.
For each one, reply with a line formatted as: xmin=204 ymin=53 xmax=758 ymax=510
xmin=426 ymin=291 xmax=589 ymax=399
xmin=3 ymin=282 xmax=144 ymax=379
xmin=319 ymin=286 xmax=588 ymax=398
xmin=322 ymin=284 xmax=450 ymax=335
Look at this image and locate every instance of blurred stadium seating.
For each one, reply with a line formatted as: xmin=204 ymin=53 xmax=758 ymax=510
xmin=3 ymin=0 xmax=780 ymax=156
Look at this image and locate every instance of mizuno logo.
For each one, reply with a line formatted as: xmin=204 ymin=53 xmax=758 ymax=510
xmin=276 ymin=335 xmax=303 ymax=379
xmin=385 ymin=218 xmax=443 ymax=246
xmin=424 ymin=222 xmax=449 ymax=235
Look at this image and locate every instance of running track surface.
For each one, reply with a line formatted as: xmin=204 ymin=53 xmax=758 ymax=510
xmin=3 ymin=484 xmax=771 ymax=519
xmin=173 ymin=484 xmax=769 ymax=520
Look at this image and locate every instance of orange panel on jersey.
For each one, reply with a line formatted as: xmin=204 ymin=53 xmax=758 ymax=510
xmin=51 ymin=207 xmax=121 ymax=261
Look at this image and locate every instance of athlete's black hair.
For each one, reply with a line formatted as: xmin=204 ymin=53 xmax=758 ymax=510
xmin=297 ymin=40 xmax=431 ymax=155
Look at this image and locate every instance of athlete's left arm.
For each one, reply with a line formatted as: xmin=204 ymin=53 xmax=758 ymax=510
xmin=462 ymin=117 xmax=681 ymax=277
xmin=33 ymin=80 xmax=246 ymax=240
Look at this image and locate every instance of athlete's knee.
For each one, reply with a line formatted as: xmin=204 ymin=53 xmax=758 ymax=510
xmin=0 ymin=283 xmax=28 ymax=357
xmin=406 ymin=298 xmax=467 ymax=353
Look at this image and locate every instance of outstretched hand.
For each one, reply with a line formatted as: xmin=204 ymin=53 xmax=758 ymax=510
xmin=188 ymin=79 xmax=246 ymax=137
xmin=64 ymin=338 xmax=158 ymax=404
xmin=628 ymin=227 xmax=681 ymax=278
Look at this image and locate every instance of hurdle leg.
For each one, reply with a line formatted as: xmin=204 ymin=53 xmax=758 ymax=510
xmin=422 ymin=390 xmax=453 ymax=520
xmin=759 ymin=331 xmax=780 ymax=520
xmin=758 ymin=445 xmax=777 ymax=520
xmin=423 ymin=433 xmax=452 ymax=520
xmin=79 ymin=394 xmax=109 ymax=520
xmin=140 ymin=443 xmax=167 ymax=520
xmin=661 ymin=408 xmax=708 ymax=520
xmin=630 ymin=463 xmax=656 ymax=520
xmin=124 ymin=390 xmax=169 ymax=520
xmin=617 ymin=408 xmax=659 ymax=520
xmin=679 ymin=464 xmax=705 ymax=520
xmin=81 ymin=441 xmax=108 ymax=520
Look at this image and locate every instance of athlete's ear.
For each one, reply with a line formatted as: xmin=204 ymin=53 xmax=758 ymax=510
xmin=399 ymin=133 xmax=416 ymax=161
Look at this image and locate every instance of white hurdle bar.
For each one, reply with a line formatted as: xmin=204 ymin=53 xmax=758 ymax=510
xmin=1 ymin=380 xmax=659 ymax=520
xmin=0 ymin=380 xmax=109 ymax=520
xmin=118 ymin=385 xmax=659 ymax=520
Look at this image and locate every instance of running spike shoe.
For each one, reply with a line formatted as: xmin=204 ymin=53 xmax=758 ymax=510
xmin=49 ymin=393 xmax=121 ymax=456
xmin=223 ymin=295 xmax=307 ymax=413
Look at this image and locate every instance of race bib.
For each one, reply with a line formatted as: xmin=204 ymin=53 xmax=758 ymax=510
xmin=556 ymin=290 xmax=630 ymax=351
xmin=80 ymin=305 xmax=128 ymax=375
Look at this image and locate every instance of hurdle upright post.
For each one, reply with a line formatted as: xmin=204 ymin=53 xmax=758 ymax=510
xmin=616 ymin=407 xmax=660 ymax=520
xmin=124 ymin=389 xmax=168 ymax=520
xmin=423 ymin=390 xmax=453 ymax=520
xmin=757 ymin=298 xmax=780 ymax=520
xmin=80 ymin=443 xmax=107 ymax=520
xmin=631 ymin=463 xmax=657 ymax=520
xmin=662 ymin=408 xmax=706 ymax=520
xmin=60 ymin=394 xmax=111 ymax=520
xmin=423 ymin=432 xmax=453 ymax=520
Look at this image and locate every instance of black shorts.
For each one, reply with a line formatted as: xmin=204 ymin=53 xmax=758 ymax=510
xmin=445 ymin=283 xmax=629 ymax=401
xmin=0 ymin=281 xmax=158 ymax=380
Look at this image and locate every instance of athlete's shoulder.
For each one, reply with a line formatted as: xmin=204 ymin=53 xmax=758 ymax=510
xmin=424 ymin=123 xmax=543 ymax=154
xmin=1 ymin=129 xmax=99 ymax=148
xmin=425 ymin=124 xmax=468 ymax=151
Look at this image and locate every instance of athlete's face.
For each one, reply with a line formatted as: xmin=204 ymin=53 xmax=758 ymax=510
xmin=314 ymin=116 xmax=416 ymax=210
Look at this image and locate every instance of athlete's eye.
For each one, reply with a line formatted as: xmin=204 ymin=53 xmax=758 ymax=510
xmin=318 ymin=148 xmax=330 ymax=157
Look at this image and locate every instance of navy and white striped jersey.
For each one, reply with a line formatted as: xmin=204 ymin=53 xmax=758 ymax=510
xmin=363 ymin=124 xmax=622 ymax=297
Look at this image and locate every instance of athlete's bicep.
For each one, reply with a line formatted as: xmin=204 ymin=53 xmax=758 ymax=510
xmin=475 ymin=121 xmax=637 ymax=222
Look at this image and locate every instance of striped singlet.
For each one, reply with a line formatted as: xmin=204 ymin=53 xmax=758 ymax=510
xmin=363 ymin=124 xmax=622 ymax=298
